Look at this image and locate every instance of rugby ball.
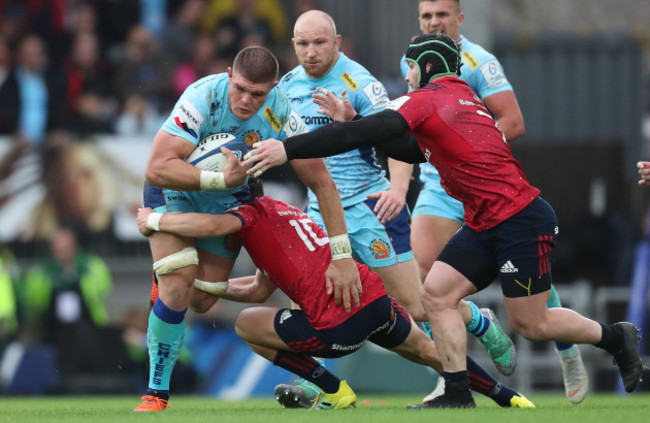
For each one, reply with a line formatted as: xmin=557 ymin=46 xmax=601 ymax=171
xmin=185 ymin=133 xmax=249 ymax=171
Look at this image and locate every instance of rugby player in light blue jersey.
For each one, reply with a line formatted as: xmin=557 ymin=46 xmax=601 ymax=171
xmin=400 ymin=0 xmax=587 ymax=404
xmin=271 ymin=9 xmax=516 ymax=409
xmin=135 ymin=46 xmax=360 ymax=412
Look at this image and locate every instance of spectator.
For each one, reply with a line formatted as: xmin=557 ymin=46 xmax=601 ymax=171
xmin=14 ymin=34 xmax=66 ymax=146
xmin=61 ymin=32 xmax=118 ymax=136
xmin=0 ymin=250 xmax=18 ymax=353
xmin=0 ymin=34 xmax=19 ymax=136
xmin=114 ymin=94 xmax=165 ymax=136
xmin=111 ymin=25 xmax=174 ymax=115
xmin=22 ymin=228 xmax=112 ymax=340
xmin=20 ymin=228 xmax=125 ymax=391
xmin=161 ymin=0 xmax=206 ymax=65
xmin=172 ymin=34 xmax=216 ymax=97
xmin=204 ymin=0 xmax=287 ymax=57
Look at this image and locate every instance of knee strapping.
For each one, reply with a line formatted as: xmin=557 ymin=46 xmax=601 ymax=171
xmin=153 ymin=247 xmax=199 ymax=276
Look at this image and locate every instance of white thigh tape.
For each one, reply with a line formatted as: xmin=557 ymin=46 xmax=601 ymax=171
xmin=153 ymin=247 xmax=199 ymax=276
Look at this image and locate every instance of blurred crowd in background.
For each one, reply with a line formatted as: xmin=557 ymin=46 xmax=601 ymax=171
xmin=0 ymin=0 xmax=316 ymax=142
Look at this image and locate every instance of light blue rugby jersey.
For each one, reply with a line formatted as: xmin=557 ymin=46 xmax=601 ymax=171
xmin=160 ymin=72 xmax=308 ymax=212
xmin=400 ymin=36 xmax=513 ymax=182
xmin=280 ymin=52 xmax=391 ymax=209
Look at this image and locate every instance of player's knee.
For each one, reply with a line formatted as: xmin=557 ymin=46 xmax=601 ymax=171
xmin=509 ymin=317 xmax=547 ymax=341
xmin=420 ymin=283 xmax=446 ymax=311
xmin=408 ymin=307 xmax=428 ymax=322
xmin=189 ymin=289 xmax=219 ymax=314
xmin=234 ymin=308 xmax=256 ymax=341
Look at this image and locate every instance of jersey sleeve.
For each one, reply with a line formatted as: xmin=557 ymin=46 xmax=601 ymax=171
xmin=385 ymin=93 xmax=430 ymax=131
xmin=271 ymin=88 xmax=309 ymax=141
xmin=160 ymin=78 xmax=214 ymax=145
xmin=281 ymin=107 xmax=309 ymax=139
xmin=462 ymin=51 xmax=513 ymax=99
xmin=225 ymin=203 xmax=259 ymax=229
xmin=350 ymin=69 xmax=390 ymax=116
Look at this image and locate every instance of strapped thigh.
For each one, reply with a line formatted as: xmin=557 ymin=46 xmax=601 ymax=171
xmin=153 ymin=247 xmax=199 ymax=276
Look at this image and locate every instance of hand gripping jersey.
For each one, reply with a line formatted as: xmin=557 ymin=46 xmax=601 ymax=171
xmin=401 ymin=36 xmax=515 ymax=186
xmin=160 ymin=73 xmax=308 ymax=213
xmin=280 ymin=53 xmax=391 ymax=208
xmin=226 ymin=196 xmax=387 ymax=329
xmin=389 ymin=76 xmax=539 ymax=231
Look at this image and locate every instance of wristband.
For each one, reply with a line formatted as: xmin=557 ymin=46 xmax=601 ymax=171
xmin=200 ymin=170 xmax=226 ymax=190
xmin=147 ymin=212 xmax=163 ymax=231
xmin=329 ymin=234 xmax=352 ymax=260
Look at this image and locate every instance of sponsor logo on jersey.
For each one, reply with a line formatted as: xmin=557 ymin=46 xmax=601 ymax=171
xmin=370 ymin=239 xmax=391 ymax=259
xmin=462 ymin=51 xmax=479 ymax=70
xmin=279 ymin=309 xmax=292 ymax=324
xmin=424 ymin=148 xmax=431 ymax=161
xmin=301 ymin=115 xmax=332 ymax=126
xmin=480 ymin=60 xmax=507 ymax=89
xmin=243 ymin=130 xmax=261 ymax=147
xmin=341 ymin=72 xmax=359 ymax=91
xmin=209 ymin=100 xmax=221 ymax=116
xmin=285 ymin=110 xmax=309 ymax=135
xmin=386 ymin=96 xmax=410 ymax=111
xmin=282 ymin=72 xmax=294 ymax=83
xmin=288 ymin=114 xmax=298 ymax=132
xmin=174 ymin=100 xmax=203 ymax=138
xmin=362 ymin=82 xmax=389 ymax=109
xmin=500 ymin=260 xmax=518 ymax=273
xmin=264 ymin=107 xmax=282 ymax=132
xmin=458 ymin=98 xmax=478 ymax=106
xmin=166 ymin=194 xmax=190 ymax=203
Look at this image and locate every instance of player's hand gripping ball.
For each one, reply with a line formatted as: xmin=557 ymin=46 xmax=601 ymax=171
xmin=185 ymin=133 xmax=249 ymax=171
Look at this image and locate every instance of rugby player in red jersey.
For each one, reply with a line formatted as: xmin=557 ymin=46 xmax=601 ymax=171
xmin=137 ymin=184 xmax=534 ymax=410
xmin=242 ymin=32 xmax=644 ymax=408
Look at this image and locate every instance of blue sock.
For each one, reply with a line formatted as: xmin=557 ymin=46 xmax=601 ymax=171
xmin=147 ymin=298 xmax=187 ymax=395
xmin=547 ymin=284 xmax=574 ymax=351
xmin=421 ymin=321 xmax=433 ymax=339
xmin=465 ymin=301 xmax=490 ymax=337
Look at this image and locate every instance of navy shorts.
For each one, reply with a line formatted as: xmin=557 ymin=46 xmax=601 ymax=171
xmin=273 ymin=295 xmax=412 ymax=358
xmin=437 ymin=196 xmax=557 ymax=298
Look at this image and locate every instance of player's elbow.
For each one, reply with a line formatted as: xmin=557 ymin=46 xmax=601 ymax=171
xmin=505 ymin=120 xmax=525 ymax=142
xmin=145 ymin=164 xmax=166 ymax=187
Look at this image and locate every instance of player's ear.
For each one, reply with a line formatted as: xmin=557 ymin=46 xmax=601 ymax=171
xmin=334 ymin=34 xmax=342 ymax=50
xmin=227 ymin=67 xmax=233 ymax=79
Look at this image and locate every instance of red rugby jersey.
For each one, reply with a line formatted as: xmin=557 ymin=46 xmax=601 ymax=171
xmin=227 ymin=196 xmax=386 ymax=329
xmin=393 ymin=76 xmax=540 ymax=231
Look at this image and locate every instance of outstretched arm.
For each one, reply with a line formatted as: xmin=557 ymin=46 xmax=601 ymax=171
xmin=217 ymin=270 xmax=277 ymax=303
xmin=243 ymin=110 xmax=425 ymax=175
xmin=137 ymin=207 xmax=242 ymax=238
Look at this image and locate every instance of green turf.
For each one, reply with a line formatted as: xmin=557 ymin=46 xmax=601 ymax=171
xmin=0 ymin=394 xmax=648 ymax=423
